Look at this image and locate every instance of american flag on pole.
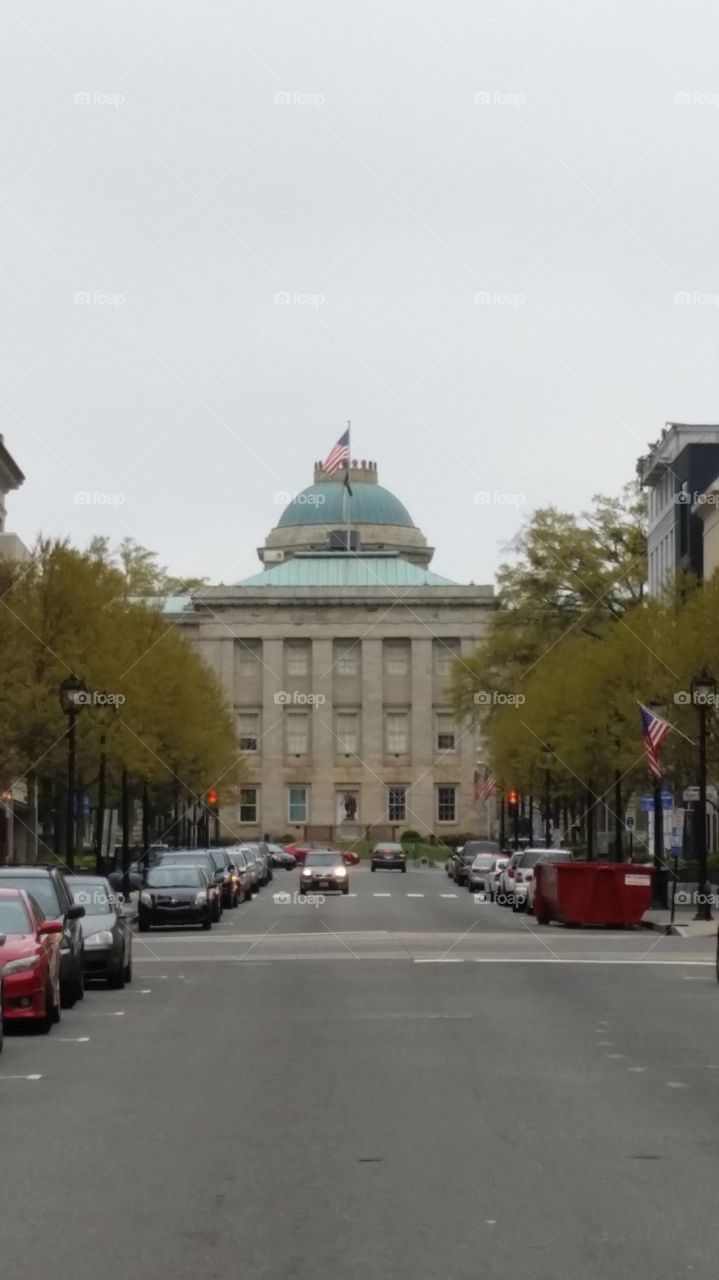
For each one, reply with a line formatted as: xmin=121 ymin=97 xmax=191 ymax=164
xmin=473 ymin=773 xmax=497 ymax=803
xmin=323 ymin=428 xmax=350 ymax=477
xmin=639 ymin=703 xmax=671 ymax=778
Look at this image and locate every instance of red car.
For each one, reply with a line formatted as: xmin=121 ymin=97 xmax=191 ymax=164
xmin=284 ymin=843 xmax=360 ymax=866
xmin=0 ymin=888 xmax=63 ymax=1033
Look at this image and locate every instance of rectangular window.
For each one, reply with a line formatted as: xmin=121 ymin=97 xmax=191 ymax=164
xmin=434 ymin=640 xmax=460 ymax=677
xmin=238 ymin=712 xmax=259 ymax=753
xmin=387 ymin=786 xmax=407 ymax=823
xmin=384 ymin=641 xmax=410 ymax=676
xmin=286 ymin=642 xmax=310 ymax=677
xmin=437 ymin=786 xmax=457 ymax=823
xmin=336 ymin=645 xmax=359 ymax=677
xmin=239 ymin=788 xmax=258 ymax=823
xmin=286 ymin=711 xmax=310 ymax=755
xmin=335 ymin=711 xmax=359 ymax=754
xmin=385 ymin=710 xmax=409 ymax=754
xmin=435 ymin=713 xmax=456 ymax=752
xmin=288 ymin=786 xmax=308 ymax=823
xmin=238 ymin=642 xmax=260 ymax=671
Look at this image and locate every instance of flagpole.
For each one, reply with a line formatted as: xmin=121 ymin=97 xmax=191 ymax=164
xmin=345 ymin=420 xmax=351 ymax=551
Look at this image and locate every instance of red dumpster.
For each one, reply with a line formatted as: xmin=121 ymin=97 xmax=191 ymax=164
xmin=533 ymin=861 xmax=653 ymax=928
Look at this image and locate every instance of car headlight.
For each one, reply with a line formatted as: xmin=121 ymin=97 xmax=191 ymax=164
xmin=85 ymin=930 xmax=114 ymax=949
xmin=335 ymin=867 xmax=347 ymax=877
xmin=140 ymin=891 xmax=152 ymax=906
xmin=2 ymin=954 xmax=40 ymax=974
xmin=301 ymin=868 xmax=312 ymax=876
xmin=195 ymin=891 xmax=207 ymax=905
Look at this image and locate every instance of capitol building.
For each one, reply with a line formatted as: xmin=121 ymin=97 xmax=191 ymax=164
xmin=172 ymin=459 xmax=496 ymax=843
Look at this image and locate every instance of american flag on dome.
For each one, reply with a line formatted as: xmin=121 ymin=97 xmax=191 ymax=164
xmin=473 ymin=773 xmax=497 ymax=803
xmin=323 ymin=428 xmax=350 ymax=477
xmin=639 ymin=703 xmax=671 ymax=778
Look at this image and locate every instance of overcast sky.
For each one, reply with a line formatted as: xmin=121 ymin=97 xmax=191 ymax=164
xmin=3 ymin=1 xmax=719 ymax=586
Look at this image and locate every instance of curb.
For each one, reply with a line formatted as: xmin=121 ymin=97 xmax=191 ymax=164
xmin=640 ymin=919 xmax=681 ymax=937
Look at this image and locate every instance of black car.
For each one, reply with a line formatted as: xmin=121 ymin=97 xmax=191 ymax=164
xmin=300 ymin=851 xmax=350 ymax=895
xmin=154 ymin=851 xmax=224 ymax=920
xmin=138 ymin=865 xmax=213 ymax=931
xmin=452 ymin=840 xmax=501 ymax=886
xmin=245 ymin=842 xmax=273 ymax=886
xmin=266 ymin=843 xmax=297 ymax=869
xmin=0 ymin=865 xmax=85 ymax=1007
xmin=66 ymin=875 xmax=132 ymax=988
xmin=371 ymin=842 xmax=407 ymax=872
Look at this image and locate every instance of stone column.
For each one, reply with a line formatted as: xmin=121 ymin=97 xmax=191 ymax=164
xmin=410 ymin=638 xmax=434 ymax=837
xmin=361 ymin=639 xmax=384 ymax=832
xmin=260 ymin=639 xmax=286 ymax=836
xmin=312 ymin=638 xmax=334 ymax=830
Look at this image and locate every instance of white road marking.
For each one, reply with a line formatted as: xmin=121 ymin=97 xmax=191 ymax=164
xmin=373 ymin=893 xmax=391 ymax=898
xmin=606 ymin=1054 xmax=625 ymax=1060
xmin=597 ymin=1041 xmax=613 ymax=1047
xmin=440 ymin=894 xmax=458 ymax=899
xmin=666 ymin=1081 xmax=688 ymax=1089
xmin=0 ymin=1073 xmax=42 ymax=1081
xmin=56 ymin=1036 xmax=91 ymax=1043
xmin=406 ymin=894 xmax=425 ymax=898
xmin=88 ymin=1010 xmax=125 ymax=1016
xmin=629 ymin=1066 xmax=648 ymax=1073
xmin=414 ymin=957 xmax=464 ymax=963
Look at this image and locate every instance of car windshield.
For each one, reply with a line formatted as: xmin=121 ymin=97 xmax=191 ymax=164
xmin=159 ymin=855 xmax=214 ymax=875
xmin=471 ymin=855 xmax=496 ymax=869
xmin=375 ymin=844 xmax=402 ymax=852
xmin=146 ymin=867 xmax=202 ymax=888
xmin=68 ymin=881 xmax=113 ymax=914
xmin=305 ymin=853 xmax=341 ymax=867
xmin=0 ymin=875 xmax=60 ymax=917
xmin=0 ymin=897 xmax=33 ymax=934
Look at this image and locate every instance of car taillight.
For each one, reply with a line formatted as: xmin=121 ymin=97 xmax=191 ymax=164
xmin=507 ymin=868 xmax=515 ymax=878
xmin=515 ymin=871 xmax=524 ymax=882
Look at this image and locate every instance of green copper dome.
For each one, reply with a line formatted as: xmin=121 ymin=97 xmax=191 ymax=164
xmin=277 ymin=482 xmax=415 ymax=528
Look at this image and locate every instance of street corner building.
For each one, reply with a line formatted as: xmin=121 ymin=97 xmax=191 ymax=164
xmin=167 ymin=458 xmax=496 ymax=842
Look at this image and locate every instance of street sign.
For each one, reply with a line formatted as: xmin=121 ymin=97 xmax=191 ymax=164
xmin=625 ymin=814 xmax=636 ymax=832
xmin=641 ymin=791 xmax=673 ymax=811
xmin=684 ymin=786 xmax=700 ymax=802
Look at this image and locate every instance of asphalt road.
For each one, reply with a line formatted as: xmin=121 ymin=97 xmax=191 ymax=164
xmin=1 ymin=864 xmax=718 ymax=1280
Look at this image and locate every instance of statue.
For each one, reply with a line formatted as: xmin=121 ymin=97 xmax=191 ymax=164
xmin=343 ymin=792 xmax=357 ymax=821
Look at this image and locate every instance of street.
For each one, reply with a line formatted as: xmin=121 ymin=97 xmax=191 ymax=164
xmin=1 ymin=864 xmax=717 ymax=1280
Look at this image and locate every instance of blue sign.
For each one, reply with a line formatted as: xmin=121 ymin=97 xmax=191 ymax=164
xmin=640 ymin=792 xmax=673 ymax=812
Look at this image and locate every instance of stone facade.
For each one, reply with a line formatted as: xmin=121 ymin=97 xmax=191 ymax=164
xmin=175 ymin=461 xmax=497 ymax=843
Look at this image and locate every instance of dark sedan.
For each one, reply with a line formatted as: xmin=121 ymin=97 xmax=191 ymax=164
xmin=66 ymin=876 xmax=132 ymax=988
xmin=452 ymin=840 xmax=501 ymax=886
xmin=300 ymin=851 xmax=350 ymax=895
xmin=154 ymin=851 xmax=224 ymax=920
xmin=371 ymin=842 xmax=407 ymax=872
xmin=267 ymin=843 xmax=297 ymax=869
xmin=138 ymin=865 xmax=213 ymax=931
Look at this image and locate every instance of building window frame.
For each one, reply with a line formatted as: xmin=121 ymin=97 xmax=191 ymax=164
xmin=239 ymin=787 xmax=258 ymax=824
xmin=288 ymin=786 xmax=309 ymax=824
xmin=286 ymin=642 xmax=310 ymax=678
xmin=384 ymin=641 xmax=410 ymax=677
xmin=237 ymin=711 xmax=259 ymax=753
xmin=336 ymin=646 xmax=360 ymax=677
xmin=387 ymin=786 xmax=407 ymax=823
xmin=435 ymin=712 xmax=456 ymax=753
xmin=436 ymin=785 xmax=457 ymax=824
xmin=335 ymin=709 xmax=360 ymax=755
xmin=385 ymin=709 xmax=410 ymax=755
xmin=286 ymin=710 xmax=310 ymax=756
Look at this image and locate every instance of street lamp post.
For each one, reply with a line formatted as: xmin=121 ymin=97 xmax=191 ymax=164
xmin=94 ymin=695 xmax=117 ymax=874
xmin=692 ymin=668 xmax=716 ymax=922
xmin=648 ymin=699 xmax=668 ymax=909
xmin=59 ymin=674 xmax=86 ymax=870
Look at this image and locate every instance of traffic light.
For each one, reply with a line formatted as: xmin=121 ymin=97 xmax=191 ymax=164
xmin=507 ymin=788 xmax=519 ymax=809
xmin=206 ymin=788 xmax=219 ymax=808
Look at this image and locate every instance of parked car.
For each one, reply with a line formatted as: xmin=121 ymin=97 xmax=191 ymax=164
xmin=66 ymin=875 xmax=132 ymax=987
xmin=485 ymin=856 xmax=510 ymax=902
xmin=254 ymin=842 xmax=274 ymax=884
xmin=525 ymin=851 xmax=574 ymax=915
xmin=467 ymin=853 xmax=499 ymax=895
xmin=341 ymin=848 xmax=361 ymax=866
xmin=452 ymin=840 xmax=501 ymax=886
xmin=511 ymin=848 xmax=574 ymax=912
xmin=209 ymin=849 xmax=243 ymax=908
xmin=371 ymin=842 xmax=407 ymax=872
xmin=497 ymin=851 xmax=523 ymax=904
xmin=266 ymin=843 xmax=297 ymax=869
xmin=138 ymin=864 xmax=214 ymax=931
xmin=0 ymin=865 xmax=85 ymax=1007
xmin=226 ymin=847 xmax=253 ymax=900
xmin=0 ymin=887 xmax=63 ymax=1032
xmin=154 ymin=851 xmax=224 ymax=920
xmin=300 ymin=851 xmax=350 ymax=895
xmin=235 ymin=845 xmax=263 ymax=894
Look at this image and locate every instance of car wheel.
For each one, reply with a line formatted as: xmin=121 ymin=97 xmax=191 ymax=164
xmin=75 ymin=966 xmax=85 ymax=1001
xmin=371 ymin=864 xmax=376 ymax=872
xmin=203 ymin=911 xmax=212 ymax=930
xmin=401 ymin=865 xmax=406 ymax=873
xmin=212 ymin=903 xmax=221 ymax=922
xmin=123 ymin=954 xmax=133 ymax=984
xmin=138 ymin=919 xmax=150 ymax=932
xmin=342 ymin=884 xmax=349 ymax=895
xmin=60 ymin=980 xmax=77 ymax=1010
xmin=41 ymin=980 xmax=59 ymax=1033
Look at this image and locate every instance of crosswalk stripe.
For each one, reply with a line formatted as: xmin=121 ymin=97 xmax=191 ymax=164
xmin=373 ymin=893 xmax=391 ymax=898
xmin=406 ymin=893 xmax=425 ymax=898
xmin=440 ymin=893 xmax=458 ymax=899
